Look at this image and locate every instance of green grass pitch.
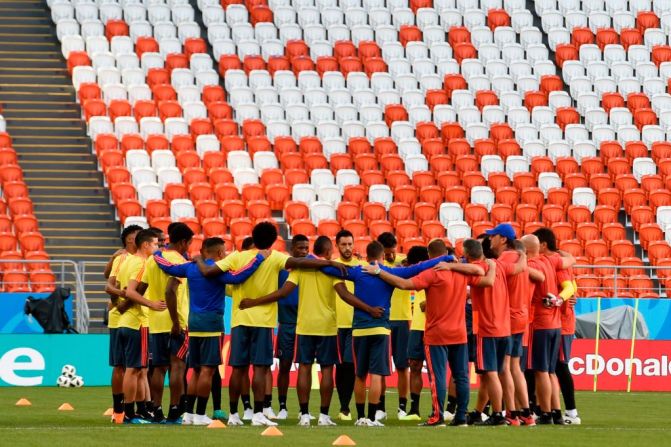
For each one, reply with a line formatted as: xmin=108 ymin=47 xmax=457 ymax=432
xmin=1 ymin=387 xmax=668 ymax=446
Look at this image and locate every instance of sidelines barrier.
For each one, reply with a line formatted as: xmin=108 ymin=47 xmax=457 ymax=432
xmin=1 ymin=334 xmax=670 ymax=391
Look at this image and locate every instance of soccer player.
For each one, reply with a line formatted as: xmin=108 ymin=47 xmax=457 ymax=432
xmin=533 ymin=228 xmax=579 ymax=424
xmin=104 ymin=224 xmax=142 ymax=424
xmin=240 ymin=236 xmax=346 ymax=426
xmin=521 ymin=234 xmax=565 ymax=425
xmin=322 ymin=241 xmax=454 ymax=427
xmin=371 ymin=238 xmax=491 ymax=426
xmin=239 ymin=235 xmax=257 ymax=420
xmin=333 ymin=230 xmax=366 ymax=421
xmin=116 ymin=229 xmax=166 ymax=424
xmin=136 ymin=223 xmax=194 ymax=423
xmin=486 ymin=225 xmax=540 ymax=426
xmin=193 ymin=222 xmax=349 ymax=427
xmin=275 ymin=234 xmax=309 ymax=419
xmin=377 ymin=232 xmax=409 ymax=420
xmin=399 ymin=245 xmax=428 ymax=421
xmin=467 ymin=228 xmax=528 ymax=426
xmin=153 ymin=237 xmax=267 ymax=425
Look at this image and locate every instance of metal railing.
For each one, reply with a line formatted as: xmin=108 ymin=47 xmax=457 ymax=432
xmin=573 ymin=264 xmax=671 ymax=299
xmin=0 ymin=260 xmax=89 ymax=333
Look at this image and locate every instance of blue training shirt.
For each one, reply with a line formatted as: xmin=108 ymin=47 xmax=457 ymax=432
xmin=277 ymin=269 xmax=299 ymax=325
xmin=153 ymin=252 xmax=264 ymax=332
xmin=321 ymin=255 xmax=454 ymax=331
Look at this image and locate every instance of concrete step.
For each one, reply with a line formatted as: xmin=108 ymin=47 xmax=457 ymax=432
xmin=13 ymin=143 xmax=91 ymax=154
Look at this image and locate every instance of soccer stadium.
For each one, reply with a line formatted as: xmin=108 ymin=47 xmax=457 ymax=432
xmin=1 ymin=0 xmax=670 ymax=445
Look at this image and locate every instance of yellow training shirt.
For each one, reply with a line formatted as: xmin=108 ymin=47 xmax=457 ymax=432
xmin=287 ymin=266 xmax=338 ymax=336
xmin=384 ymin=254 xmax=412 ymax=321
xmin=141 ymin=250 xmax=189 ymax=334
xmin=118 ymin=254 xmax=148 ymax=330
xmin=334 ymin=257 xmax=367 ymax=329
xmin=410 ymin=290 xmax=427 ymax=331
xmin=107 ymin=253 xmax=128 ymax=329
xmin=217 ymin=250 xmax=290 ymax=328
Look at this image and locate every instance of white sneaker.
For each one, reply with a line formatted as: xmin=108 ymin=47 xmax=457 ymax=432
xmin=182 ymin=413 xmax=194 ymax=425
xmin=443 ymin=410 xmax=455 ymax=422
xmin=276 ymin=409 xmax=289 ymax=420
xmin=252 ymin=412 xmax=278 ymax=426
xmin=263 ymin=407 xmax=278 ymax=420
xmin=564 ymin=414 xmax=582 ymax=425
xmin=375 ymin=410 xmax=387 ymax=421
xmin=227 ymin=413 xmax=244 ymax=426
xmin=397 ymin=409 xmax=407 ymax=419
xmin=242 ymin=408 xmax=254 ymax=420
xmin=355 ymin=417 xmax=373 ymax=426
xmin=370 ymin=419 xmax=385 ymax=427
xmin=192 ymin=414 xmax=213 ymax=426
xmin=298 ymin=413 xmax=312 ymax=426
xmin=318 ymin=414 xmax=337 ymax=426
xmin=309 ymin=413 xmax=316 ymax=420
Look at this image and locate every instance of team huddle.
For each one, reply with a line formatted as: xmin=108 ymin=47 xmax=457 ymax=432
xmin=105 ymin=220 xmax=581 ymax=427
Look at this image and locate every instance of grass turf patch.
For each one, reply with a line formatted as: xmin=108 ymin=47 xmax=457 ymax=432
xmin=1 ymin=387 xmax=668 ymax=446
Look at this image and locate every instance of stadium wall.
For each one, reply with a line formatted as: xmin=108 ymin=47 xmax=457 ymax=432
xmin=1 ymin=334 xmax=671 ymax=391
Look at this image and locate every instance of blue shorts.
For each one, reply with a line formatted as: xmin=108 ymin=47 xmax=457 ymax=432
xmin=390 ymin=320 xmax=410 ymax=369
xmin=353 ymin=334 xmax=391 ymax=378
xmin=337 ymin=328 xmax=353 ymax=364
xmin=119 ymin=326 xmax=149 ymax=369
xmin=188 ymin=335 xmax=223 ymax=368
xmin=475 ymin=335 xmax=510 ymax=373
xmin=559 ymin=334 xmax=573 ymax=363
xmin=274 ymin=323 xmax=296 ymax=362
xmin=108 ymin=328 xmax=124 ymax=367
xmin=296 ymin=335 xmax=338 ymax=366
xmin=229 ymin=325 xmax=274 ymax=367
xmin=407 ymin=329 xmax=425 ymax=361
xmin=150 ymin=332 xmax=189 ymax=366
xmin=509 ymin=332 xmax=524 ymax=358
xmin=528 ymin=328 xmax=560 ymax=373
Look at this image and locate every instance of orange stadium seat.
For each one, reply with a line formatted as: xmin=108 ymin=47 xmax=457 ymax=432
xmin=284 ymin=201 xmax=309 ymax=225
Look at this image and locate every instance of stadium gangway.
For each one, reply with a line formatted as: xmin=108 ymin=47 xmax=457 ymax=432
xmin=0 ymin=260 xmax=89 ymax=333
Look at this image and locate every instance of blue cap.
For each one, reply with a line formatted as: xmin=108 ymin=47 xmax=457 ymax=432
xmin=485 ymin=223 xmax=516 ymax=240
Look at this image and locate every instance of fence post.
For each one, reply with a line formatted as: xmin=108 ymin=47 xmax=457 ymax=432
xmin=626 ymin=297 xmax=640 ymax=393
xmin=593 ymin=295 xmax=602 ymax=392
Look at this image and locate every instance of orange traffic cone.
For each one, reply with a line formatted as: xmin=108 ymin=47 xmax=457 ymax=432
xmin=15 ymin=398 xmax=31 ymax=406
xmin=332 ymin=435 xmax=356 ymax=446
xmin=207 ymin=420 xmax=226 ymax=429
xmin=261 ymin=426 xmax=283 ymax=436
xmin=58 ymin=403 xmax=74 ymax=411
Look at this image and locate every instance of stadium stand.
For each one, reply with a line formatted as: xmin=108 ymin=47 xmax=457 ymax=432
xmin=18 ymin=0 xmax=671 ymax=324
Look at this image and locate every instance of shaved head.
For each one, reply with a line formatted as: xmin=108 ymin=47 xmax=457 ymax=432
xmin=521 ymin=234 xmax=540 ymax=257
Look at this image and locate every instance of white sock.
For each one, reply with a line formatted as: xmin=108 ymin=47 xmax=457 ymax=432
xmin=566 ymin=409 xmax=578 ymax=418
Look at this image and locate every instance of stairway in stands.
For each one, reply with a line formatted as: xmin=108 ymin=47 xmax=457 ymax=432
xmin=0 ymin=0 xmax=117 ymax=331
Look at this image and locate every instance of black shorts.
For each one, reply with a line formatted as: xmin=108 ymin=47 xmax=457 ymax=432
xmin=188 ymin=335 xmax=223 ymax=368
xmin=468 ymin=333 xmax=477 ymax=363
xmin=229 ymin=325 xmax=274 ymax=367
xmin=150 ymin=332 xmax=189 ymax=366
xmin=407 ymin=329 xmax=425 ymax=361
xmin=475 ymin=335 xmax=510 ymax=373
xmin=509 ymin=332 xmax=524 ymax=358
xmin=559 ymin=334 xmax=573 ymax=363
xmin=390 ymin=320 xmax=410 ymax=370
xmin=119 ymin=326 xmax=149 ymax=369
xmin=274 ymin=323 xmax=296 ymax=362
xmin=528 ymin=328 xmax=560 ymax=373
xmin=108 ymin=328 xmax=124 ymax=367
xmin=337 ymin=328 xmax=353 ymax=364
xmin=353 ymin=334 xmax=391 ymax=378
xmin=295 ymin=335 xmax=338 ymax=366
